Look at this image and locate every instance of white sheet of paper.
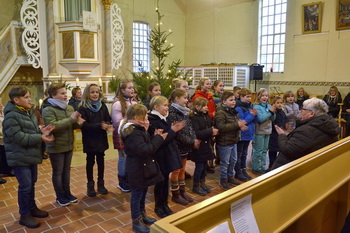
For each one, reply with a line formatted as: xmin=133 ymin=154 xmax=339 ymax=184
xmin=230 ymin=194 xmax=260 ymax=233
xmin=206 ymin=221 xmax=231 ymax=233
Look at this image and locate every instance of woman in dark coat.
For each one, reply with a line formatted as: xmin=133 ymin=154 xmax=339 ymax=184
xmin=148 ymin=96 xmax=185 ymax=218
xmin=272 ymin=98 xmax=339 ymax=169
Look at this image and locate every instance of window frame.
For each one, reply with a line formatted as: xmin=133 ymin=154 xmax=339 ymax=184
xmin=132 ymin=21 xmax=150 ymax=73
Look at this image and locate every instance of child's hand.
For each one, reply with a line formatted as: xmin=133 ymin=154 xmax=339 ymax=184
xmin=101 ymin=121 xmax=109 ymax=130
xmin=160 ymin=132 xmax=168 ymax=140
xmin=42 ymin=134 xmax=55 ymax=143
xmin=76 ymin=116 xmax=85 ymax=125
xmin=250 ymin=108 xmax=258 ymax=116
xmin=212 ymin=127 xmax=219 ymax=136
xmin=154 ymin=129 xmax=164 ymax=135
xmin=275 ymin=125 xmax=286 ymax=135
xmin=238 ymin=120 xmax=247 ymax=128
xmin=106 ymin=124 xmax=115 ymax=132
xmin=171 ymin=121 xmax=186 ymax=132
xmin=70 ymin=111 xmax=80 ymax=120
xmin=193 ymin=139 xmax=201 ymax=149
xmin=41 ymin=124 xmax=55 ymax=135
xmin=240 ymin=124 xmax=248 ymax=131
xmin=270 ymin=105 xmax=276 ymax=112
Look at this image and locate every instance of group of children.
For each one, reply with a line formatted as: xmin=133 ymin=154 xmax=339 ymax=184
xmin=1 ymin=80 xmax=345 ymax=233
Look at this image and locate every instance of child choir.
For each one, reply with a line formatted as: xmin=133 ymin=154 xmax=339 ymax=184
xmin=3 ymin=80 xmax=348 ymax=232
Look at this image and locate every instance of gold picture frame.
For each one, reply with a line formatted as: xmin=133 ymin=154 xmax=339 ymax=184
xmin=302 ymin=2 xmax=322 ymax=34
xmin=336 ymin=0 xmax=350 ymax=30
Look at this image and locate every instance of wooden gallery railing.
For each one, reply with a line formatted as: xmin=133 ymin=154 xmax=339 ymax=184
xmin=151 ymin=137 xmax=350 ymax=233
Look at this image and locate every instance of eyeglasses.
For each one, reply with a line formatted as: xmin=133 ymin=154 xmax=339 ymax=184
xmin=301 ymin=108 xmax=313 ymax=112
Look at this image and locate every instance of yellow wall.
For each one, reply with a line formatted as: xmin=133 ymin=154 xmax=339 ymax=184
xmin=184 ymin=0 xmax=350 ymax=96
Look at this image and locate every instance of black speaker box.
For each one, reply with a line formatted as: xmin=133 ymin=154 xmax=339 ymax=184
xmin=250 ymin=64 xmax=264 ymax=80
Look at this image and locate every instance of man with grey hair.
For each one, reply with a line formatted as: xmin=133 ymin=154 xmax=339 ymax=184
xmin=271 ymin=97 xmax=339 ymax=169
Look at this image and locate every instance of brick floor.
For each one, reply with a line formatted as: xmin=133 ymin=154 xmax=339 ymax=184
xmin=0 ymin=153 xmax=257 ymax=232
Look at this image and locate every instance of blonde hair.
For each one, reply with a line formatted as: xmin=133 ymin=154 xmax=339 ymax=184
xmin=326 ymin=86 xmax=341 ymax=104
xmin=150 ymin=96 xmax=168 ymax=110
xmin=172 ymin=78 xmax=186 ymax=88
xmin=195 ymin=77 xmax=210 ymax=91
xmin=296 ymin=87 xmax=309 ymax=99
xmin=120 ymin=104 xmax=148 ymax=134
xmin=271 ymin=95 xmax=283 ymax=105
xmin=81 ymin=84 xmax=103 ymax=107
xmin=254 ymin=89 xmax=269 ymax=105
xmin=147 ymin=82 xmax=161 ymax=98
xmin=211 ymin=80 xmax=223 ymax=92
xmin=283 ymin=90 xmax=295 ymax=103
xmin=239 ymin=88 xmax=252 ymax=97
xmin=114 ymin=78 xmax=134 ymax=117
xmin=169 ymin=88 xmax=187 ymax=104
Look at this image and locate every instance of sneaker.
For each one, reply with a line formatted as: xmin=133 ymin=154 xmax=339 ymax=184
xmin=228 ymin=177 xmax=240 ymax=186
xmin=242 ymin=168 xmax=252 ymax=180
xmin=30 ymin=207 xmax=49 ymax=218
xmin=0 ymin=177 xmax=6 ymax=184
xmin=235 ymin=172 xmax=248 ymax=182
xmin=219 ymin=179 xmax=230 ymax=190
xmin=65 ymin=191 xmax=78 ymax=203
xmin=56 ymin=194 xmax=70 ymax=207
xmin=117 ymin=182 xmax=131 ymax=192
xmin=19 ymin=215 xmax=40 ymax=228
xmin=252 ymin=170 xmax=266 ymax=175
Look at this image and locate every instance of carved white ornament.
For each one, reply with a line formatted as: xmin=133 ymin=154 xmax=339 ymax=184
xmin=21 ymin=0 xmax=41 ymax=69
xmin=111 ymin=3 xmax=124 ymax=70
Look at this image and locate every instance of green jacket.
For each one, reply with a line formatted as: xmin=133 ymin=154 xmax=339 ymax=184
xmin=2 ymin=101 xmax=42 ymax=166
xmin=43 ymin=103 xmax=78 ymax=153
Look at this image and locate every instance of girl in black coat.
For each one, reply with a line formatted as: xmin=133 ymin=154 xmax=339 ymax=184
xmin=190 ymin=97 xmax=218 ymax=196
xmin=78 ymin=84 xmax=114 ymax=197
xmin=120 ymin=104 xmax=167 ymax=233
xmin=268 ymin=96 xmax=288 ymax=169
xmin=148 ymin=96 xmax=185 ymax=218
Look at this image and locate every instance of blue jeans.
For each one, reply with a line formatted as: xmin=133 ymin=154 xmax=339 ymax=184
xmin=117 ymin=149 xmax=126 ymax=177
xmin=193 ymin=161 xmax=206 ymax=183
xmin=235 ymin=141 xmax=250 ymax=172
xmin=252 ymin=134 xmax=270 ymax=172
xmin=218 ymin=144 xmax=237 ymax=179
xmin=130 ymin=187 xmax=148 ymax=219
xmin=49 ymin=151 xmax=73 ymax=194
xmin=13 ymin=165 xmax=38 ymax=216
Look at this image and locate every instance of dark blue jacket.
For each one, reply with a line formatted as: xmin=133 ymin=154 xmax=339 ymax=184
xmin=268 ymin=109 xmax=287 ymax=152
xmin=235 ymin=100 xmax=258 ymax=141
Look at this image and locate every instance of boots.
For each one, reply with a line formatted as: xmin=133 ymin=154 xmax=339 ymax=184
xmin=242 ymin=168 xmax=252 ymax=180
xmin=141 ymin=211 xmax=157 ymax=225
xmin=30 ymin=207 xmax=49 ymax=218
xmin=200 ymin=179 xmax=211 ymax=193
xmin=179 ymin=185 xmax=193 ymax=203
xmin=163 ymin=204 xmax=173 ymax=216
xmin=132 ymin=215 xmax=150 ymax=233
xmin=19 ymin=215 xmax=40 ymax=228
xmin=219 ymin=178 xmax=230 ymax=190
xmin=171 ymin=189 xmax=188 ymax=205
xmin=154 ymin=205 xmax=167 ymax=218
xmin=235 ymin=170 xmax=248 ymax=182
xmin=117 ymin=175 xmax=131 ymax=192
xmin=192 ymin=183 xmax=207 ymax=196
xmin=87 ymin=181 xmax=96 ymax=197
xmin=228 ymin=176 xmax=240 ymax=186
xmin=97 ymin=180 xmax=108 ymax=195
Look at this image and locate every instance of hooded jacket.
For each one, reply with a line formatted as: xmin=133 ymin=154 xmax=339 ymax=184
xmin=272 ymin=114 xmax=339 ymax=169
xmin=235 ymin=99 xmax=258 ymax=141
xmin=2 ymin=101 xmax=42 ymax=166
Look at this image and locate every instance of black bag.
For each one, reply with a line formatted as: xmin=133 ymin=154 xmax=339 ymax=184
xmin=143 ymin=157 xmax=164 ymax=186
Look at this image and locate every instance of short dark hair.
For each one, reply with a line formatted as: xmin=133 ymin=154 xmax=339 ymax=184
xmin=47 ymin=83 xmax=66 ymax=98
xmin=9 ymin=86 xmax=30 ymax=101
xmin=221 ymin=91 xmax=235 ymax=102
xmin=71 ymin=87 xmax=81 ymax=97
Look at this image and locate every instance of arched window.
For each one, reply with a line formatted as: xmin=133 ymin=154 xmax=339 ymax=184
xmin=133 ymin=22 xmax=150 ymax=72
xmin=258 ymin=0 xmax=287 ymax=73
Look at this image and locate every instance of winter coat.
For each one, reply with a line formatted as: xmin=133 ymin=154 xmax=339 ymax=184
xmin=167 ymin=105 xmax=196 ymax=156
xmin=254 ymin=102 xmax=276 ymax=135
xmin=342 ymin=93 xmax=350 ymax=121
xmin=214 ymin=104 xmax=241 ymax=146
xmin=148 ymin=113 xmax=182 ymax=173
xmin=68 ymin=97 xmax=81 ymax=111
xmin=190 ymin=110 xmax=215 ymax=162
xmin=2 ymin=101 xmax=42 ymax=166
xmin=121 ymin=123 xmax=164 ymax=190
xmin=296 ymin=95 xmax=309 ymax=110
xmin=42 ymin=103 xmax=78 ymax=153
xmin=235 ymin=100 xmax=258 ymax=141
xmin=210 ymin=91 xmax=221 ymax=105
xmin=268 ymin=109 xmax=287 ymax=152
xmin=78 ymin=103 xmax=111 ymax=153
xmin=111 ymin=97 xmax=137 ymax=150
xmin=192 ymin=90 xmax=216 ymax=119
xmin=283 ymin=102 xmax=299 ymax=131
xmin=323 ymin=94 xmax=342 ymax=118
xmin=272 ymin=114 xmax=339 ymax=169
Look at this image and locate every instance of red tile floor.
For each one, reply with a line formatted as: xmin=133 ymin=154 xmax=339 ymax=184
xmin=0 ymin=155 xmax=257 ymax=233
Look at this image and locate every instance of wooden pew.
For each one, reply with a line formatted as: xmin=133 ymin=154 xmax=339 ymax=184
xmin=151 ymin=137 xmax=350 ymax=233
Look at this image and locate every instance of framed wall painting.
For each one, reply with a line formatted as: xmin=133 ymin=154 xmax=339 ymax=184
xmin=336 ymin=0 xmax=350 ymax=30
xmin=302 ymin=2 xmax=322 ymax=34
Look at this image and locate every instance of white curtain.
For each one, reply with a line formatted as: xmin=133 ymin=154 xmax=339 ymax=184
xmin=64 ymin=0 xmax=91 ymax=21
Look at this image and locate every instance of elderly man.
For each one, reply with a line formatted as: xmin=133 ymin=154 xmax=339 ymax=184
xmin=271 ymin=97 xmax=339 ymax=169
